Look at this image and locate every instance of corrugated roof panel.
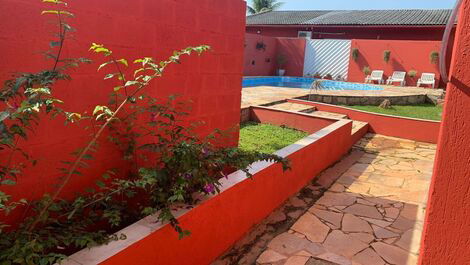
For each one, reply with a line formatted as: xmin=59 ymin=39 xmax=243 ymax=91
xmin=246 ymin=9 xmax=453 ymax=26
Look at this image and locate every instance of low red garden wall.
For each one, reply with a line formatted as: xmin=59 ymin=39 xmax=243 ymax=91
xmin=288 ymin=99 xmax=441 ymax=144
xmin=348 ymin=39 xmax=442 ymax=87
xmin=250 ymin=106 xmax=336 ymax=133
xmin=64 ymin=114 xmax=355 ymax=265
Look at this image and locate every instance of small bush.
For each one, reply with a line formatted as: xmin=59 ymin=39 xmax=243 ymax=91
xmin=351 ymin=48 xmax=359 ymax=61
xmin=323 ymin=74 xmax=333 ymax=80
xmin=430 ymin=51 xmax=439 ymax=64
xmin=363 ymin=66 xmax=371 ymax=76
xmin=276 ymin=54 xmax=287 ymax=68
xmin=408 ymin=70 xmax=418 ymax=78
xmin=256 ymin=41 xmax=266 ymax=51
xmin=383 ymin=50 xmax=391 ymax=63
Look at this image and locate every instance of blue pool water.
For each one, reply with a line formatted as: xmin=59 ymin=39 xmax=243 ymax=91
xmin=243 ymin=77 xmax=383 ymax=91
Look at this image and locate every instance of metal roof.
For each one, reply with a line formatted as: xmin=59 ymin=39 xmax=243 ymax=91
xmin=246 ymin=9 xmax=453 ymax=26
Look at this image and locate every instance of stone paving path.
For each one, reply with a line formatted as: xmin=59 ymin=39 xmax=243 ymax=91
xmin=257 ymin=134 xmax=435 ymax=265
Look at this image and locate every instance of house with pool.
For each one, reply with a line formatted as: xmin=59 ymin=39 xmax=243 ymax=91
xmin=244 ymin=9 xmax=455 ymax=88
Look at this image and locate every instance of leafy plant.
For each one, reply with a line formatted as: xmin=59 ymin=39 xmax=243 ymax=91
xmin=363 ymin=66 xmax=371 ymax=76
xmin=430 ymin=51 xmax=439 ymax=64
xmin=383 ymin=50 xmax=391 ymax=63
xmin=255 ymin=41 xmax=267 ymax=51
xmin=276 ymin=54 xmax=287 ymax=68
xmin=408 ymin=70 xmax=418 ymax=78
xmin=351 ymin=48 xmax=359 ymax=61
xmin=247 ymin=0 xmax=284 ymax=15
xmin=323 ymin=74 xmax=333 ymax=80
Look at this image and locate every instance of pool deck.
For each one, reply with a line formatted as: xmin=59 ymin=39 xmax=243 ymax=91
xmin=241 ymin=86 xmax=444 ymax=108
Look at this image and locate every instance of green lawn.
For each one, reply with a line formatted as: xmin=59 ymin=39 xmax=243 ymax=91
xmin=239 ymin=122 xmax=309 ymax=154
xmin=344 ymin=104 xmax=443 ymax=121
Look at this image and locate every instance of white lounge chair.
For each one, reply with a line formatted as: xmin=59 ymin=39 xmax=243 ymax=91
xmin=386 ymin=71 xmax=407 ymax=86
xmin=365 ymin=70 xmax=384 ymax=84
xmin=417 ymin=73 xmax=436 ymax=88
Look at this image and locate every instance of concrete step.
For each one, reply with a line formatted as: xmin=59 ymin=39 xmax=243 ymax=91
xmin=307 ymin=111 xmax=349 ymax=120
xmin=352 ymin=120 xmax=369 ymax=135
xmin=269 ymin=102 xmax=316 ymax=113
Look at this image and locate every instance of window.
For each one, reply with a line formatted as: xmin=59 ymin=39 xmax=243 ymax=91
xmin=298 ymin=31 xmax=312 ymax=38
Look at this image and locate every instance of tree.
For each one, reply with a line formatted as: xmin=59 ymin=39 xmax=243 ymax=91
xmin=247 ymin=0 xmax=284 ymax=15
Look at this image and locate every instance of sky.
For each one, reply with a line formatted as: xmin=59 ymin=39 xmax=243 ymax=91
xmin=271 ymin=0 xmax=456 ymax=10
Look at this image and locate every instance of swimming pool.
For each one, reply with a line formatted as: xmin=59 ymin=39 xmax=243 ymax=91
xmin=243 ymin=77 xmax=383 ymax=91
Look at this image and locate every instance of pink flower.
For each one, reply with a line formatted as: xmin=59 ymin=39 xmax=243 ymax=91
xmin=203 ymin=184 xmax=215 ymax=194
xmin=201 ymin=147 xmax=210 ymax=157
xmin=12 ymin=102 xmax=19 ymax=111
xmin=150 ymin=113 xmax=158 ymax=122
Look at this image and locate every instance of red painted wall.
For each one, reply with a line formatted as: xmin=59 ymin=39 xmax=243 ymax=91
xmin=0 ymin=0 xmax=245 ymax=205
xmin=288 ymin=99 xmax=441 ymax=144
xmin=95 ymin=114 xmax=354 ymax=265
xmin=244 ymin=33 xmax=278 ymax=76
xmin=419 ymin=2 xmax=470 ymax=264
xmin=277 ymin=38 xmax=306 ymax=77
xmin=348 ymin=39 xmax=442 ymax=86
xmin=243 ymin=36 xmax=306 ymax=77
xmin=247 ymin=26 xmax=447 ymax=41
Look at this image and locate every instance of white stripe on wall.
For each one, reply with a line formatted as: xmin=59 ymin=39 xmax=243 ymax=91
xmin=303 ymin=39 xmax=352 ymax=80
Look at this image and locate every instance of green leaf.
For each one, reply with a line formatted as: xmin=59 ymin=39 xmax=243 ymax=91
xmin=25 ymin=87 xmax=51 ymax=95
xmin=97 ymin=61 xmax=113 ymax=72
xmin=93 ymin=106 xmax=103 ymax=115
xmin=50 ymin=41 xmax=61 ymax=47
xmin=89 ymin=43 xmax=112 ymax=56
xmin=124 ymin=81 xmax=140 ymax=87
xmin=104 ymin=73 xmax=117 ymax=80
xmin=96 ymin=180 xmax=105 ymax=188
xmin=116 ymin=59 xmax=128 ymax=67
xmin=1 ymin=180 xmax=16 ymax=186
xmin=0 ymin=111 xmax=10 ymax=122
xmin=41 ymin=10 xmax=74 ymax=17
xmin=42 ymin=0 xmax=67 ymax=5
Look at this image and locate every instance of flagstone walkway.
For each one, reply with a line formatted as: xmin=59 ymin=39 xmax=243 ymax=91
xmin=257 ymin=134 xmax=435 ymax=265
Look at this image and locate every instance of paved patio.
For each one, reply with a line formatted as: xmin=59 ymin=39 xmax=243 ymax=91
xmin=214 ymin=134 xmax=435 ymax=265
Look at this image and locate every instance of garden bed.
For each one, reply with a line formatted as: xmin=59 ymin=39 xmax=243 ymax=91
xmin=239 ymin=122 xmax=309 ymax=154
xmin=344 ymin=104 xmax=442 ymax=121
xmin=62 ymin=111 xmax=362 ymax=265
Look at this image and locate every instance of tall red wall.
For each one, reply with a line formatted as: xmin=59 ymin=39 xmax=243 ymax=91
xmin=419 ymin=1 xmax=470 ymax=264
xmin=243 ymin=36 xmax=305 ymax=77
xmin=0 ymin=0 xmax=245 ymax=204
xmin=247 ymin=26 xmax=447 ymax=41
xmin=348 ymin=39 xmax=442 ymax=86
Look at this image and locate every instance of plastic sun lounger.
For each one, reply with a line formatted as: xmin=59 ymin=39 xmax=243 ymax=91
xmin=365 ymin=70 xmax=384 ymax=84
xmin=417 ymin=73 xmax=436 ymax=88
xmin=386 ymin=71 xmax=407 ymax=86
